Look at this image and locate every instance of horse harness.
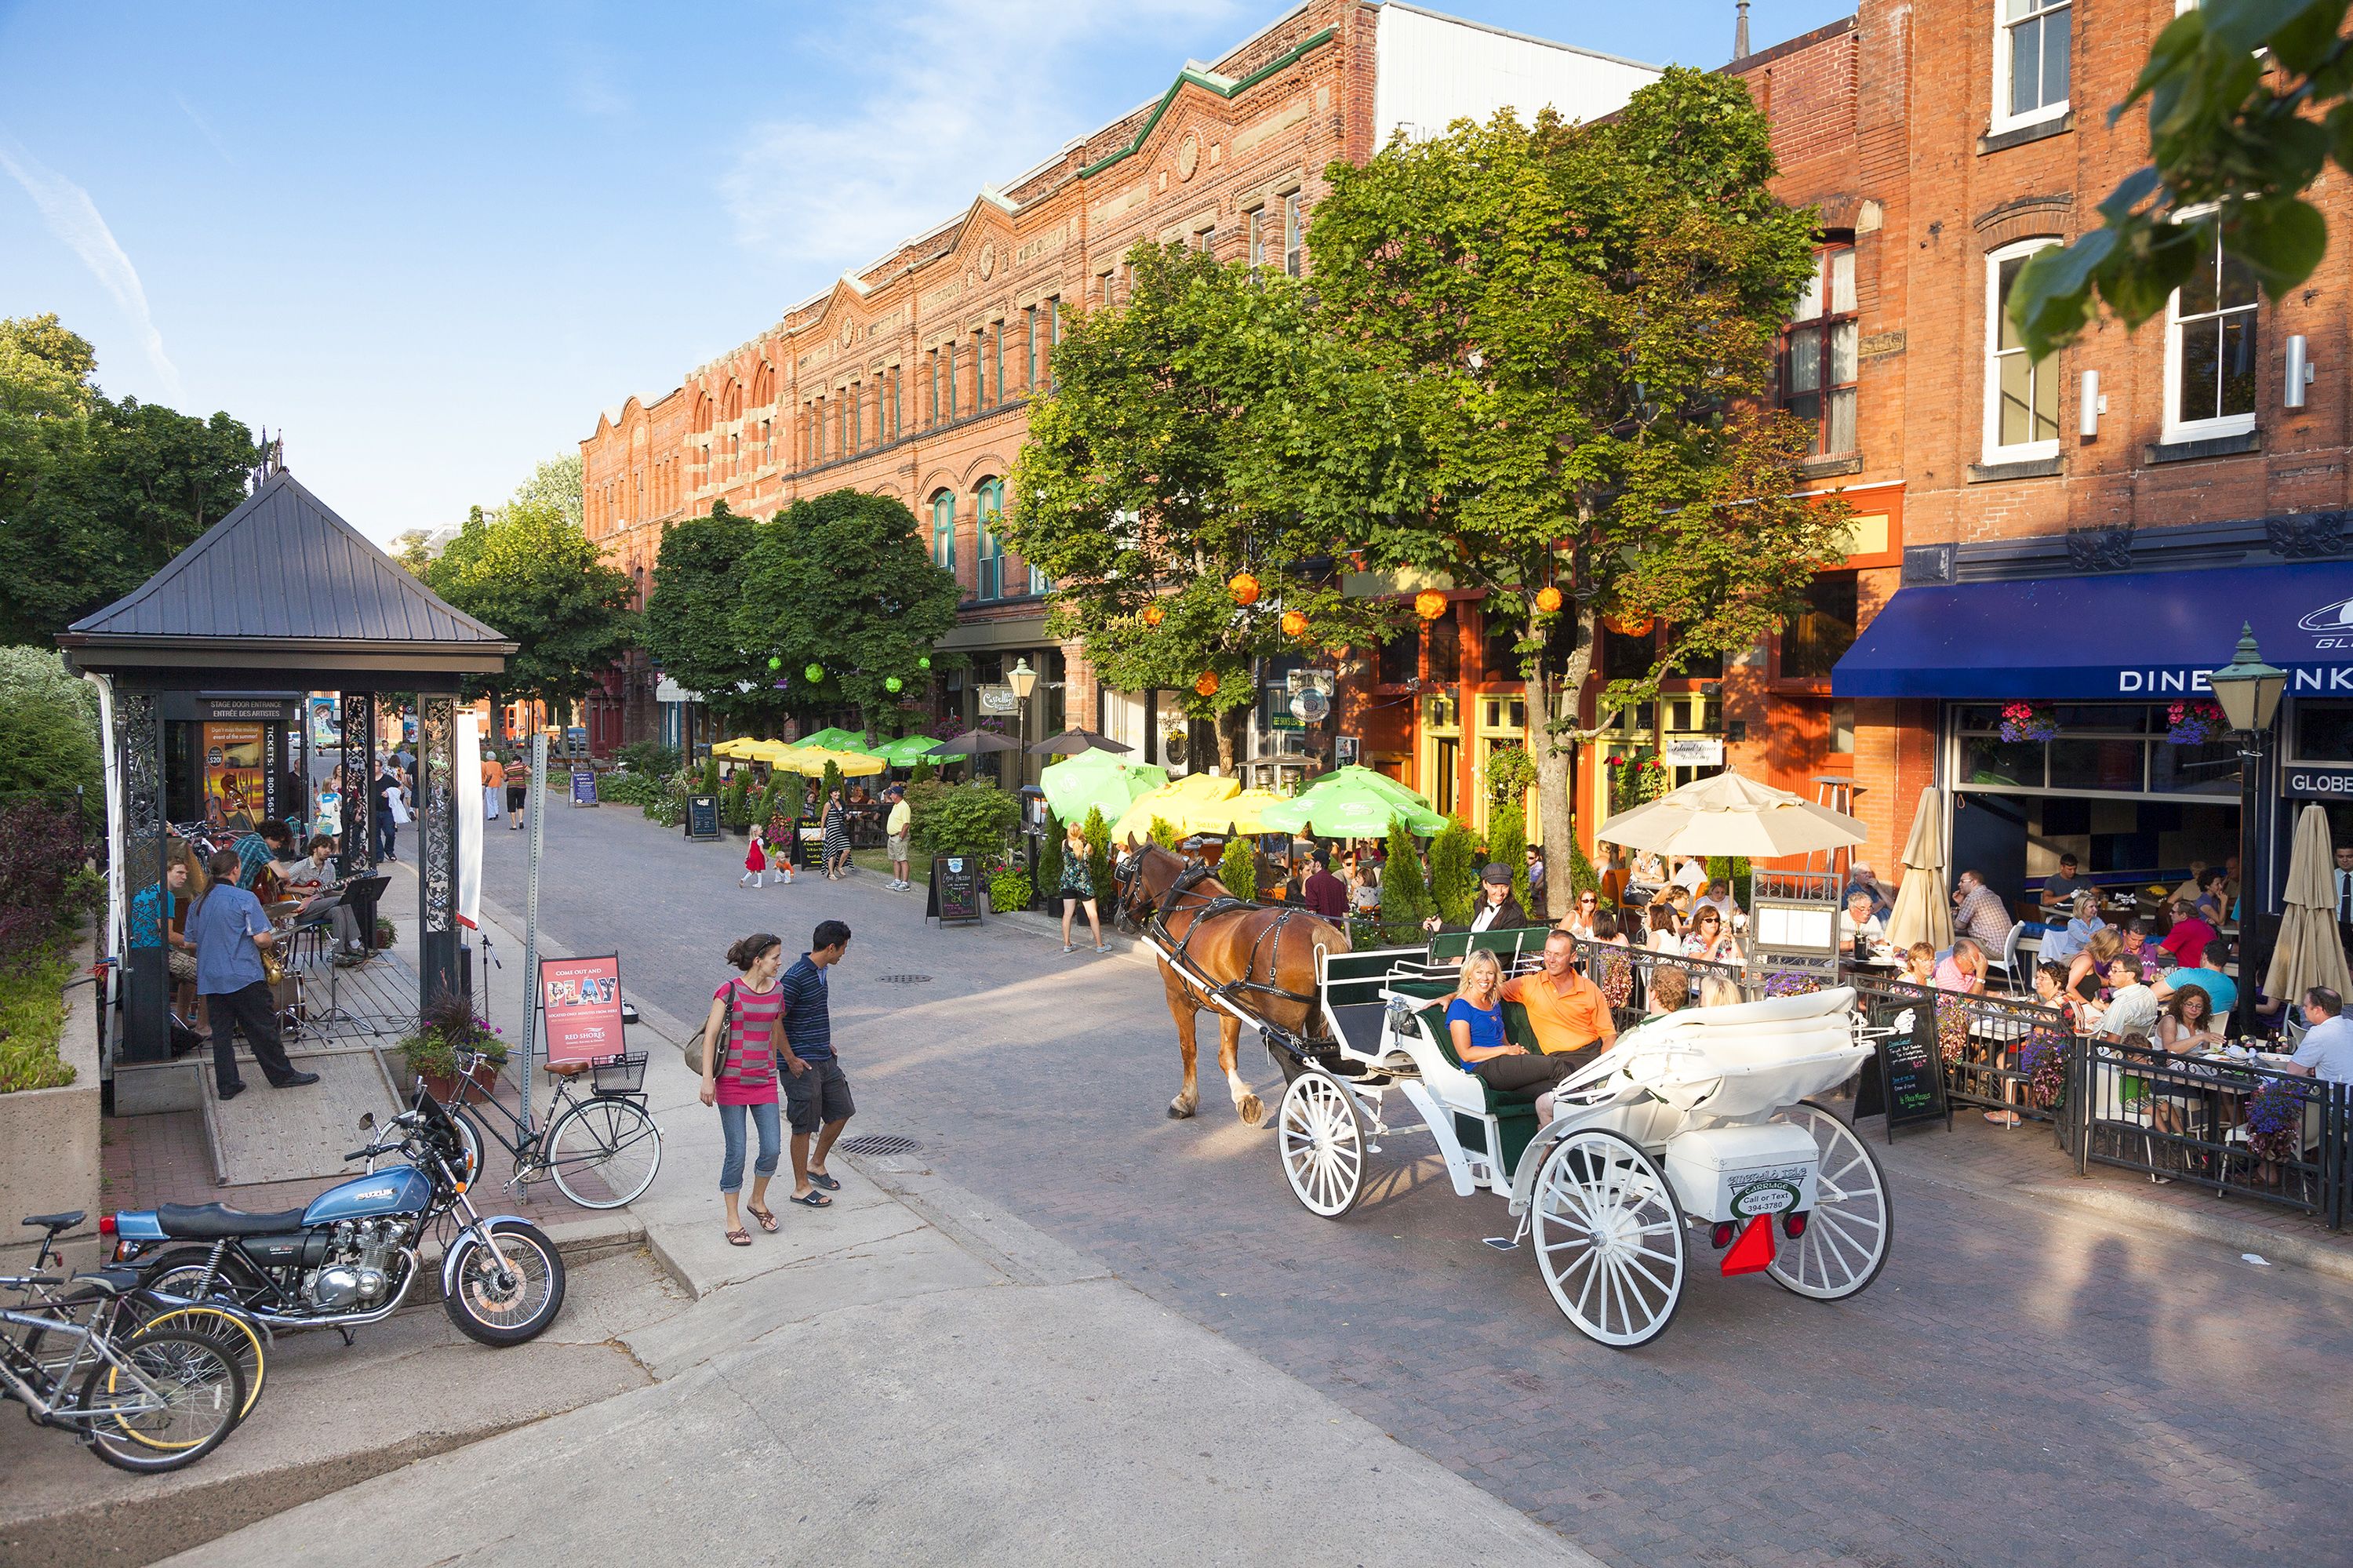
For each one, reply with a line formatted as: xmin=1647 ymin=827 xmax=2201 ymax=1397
xmin=1136 ymin=858 xmax=1322 ymax=1018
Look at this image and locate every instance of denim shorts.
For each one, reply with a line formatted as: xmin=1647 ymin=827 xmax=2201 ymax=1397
xmin=783 ymin=1058 xmax=853 ymax=1133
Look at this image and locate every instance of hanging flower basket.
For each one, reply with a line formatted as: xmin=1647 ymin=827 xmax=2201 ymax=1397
xmin=2243 ymin=1079 xmax=2307 ymax=1164
xmin=2018 ymin=1030 xmax=2069 ymax=1111
xmin=2163 ymin=700 xmax=2228 ymax=746
xmin=1998 ymin=702 xmax=2060 ymax=744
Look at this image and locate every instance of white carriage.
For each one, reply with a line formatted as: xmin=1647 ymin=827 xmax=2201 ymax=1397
xmin=1275 ymin=940 xmax=1893 ymax=1348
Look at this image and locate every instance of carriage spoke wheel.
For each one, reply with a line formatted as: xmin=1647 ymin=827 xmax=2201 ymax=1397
xmin=1531 ymin=1130 xmax=1686 ymax=1348
xmin=1768 ymin=1101 xmax=1892 ymax=1301
xmin=1278 ymin=1070 xmax=1366 ymax=1219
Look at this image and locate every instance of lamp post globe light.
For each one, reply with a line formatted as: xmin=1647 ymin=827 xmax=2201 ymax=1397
xmin=2207 ymin=624 xmax=2286 ymax=1037
xmin=1009 ymin=657 xmax=1038 ymax=788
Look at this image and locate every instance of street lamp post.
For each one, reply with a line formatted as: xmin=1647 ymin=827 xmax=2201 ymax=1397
xmin=2207 ymin=623 xmax=2287 ymax=1038
xmin=1009 ymin=657 xmax=1041 ymax=875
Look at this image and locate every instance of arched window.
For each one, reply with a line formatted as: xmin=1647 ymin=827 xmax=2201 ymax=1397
xmin=930 ymin=490 xmax=958 ymax=583
xmin=975 ymin=478 xmax=1004 ymax=601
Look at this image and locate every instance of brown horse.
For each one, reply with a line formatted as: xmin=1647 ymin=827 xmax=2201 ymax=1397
xmin=1114 ymin=840 xmax=1349 ymax=1125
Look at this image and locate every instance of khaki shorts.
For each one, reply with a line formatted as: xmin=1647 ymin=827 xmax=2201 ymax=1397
xmin=886 ymin=833 xmax=910 ymax=860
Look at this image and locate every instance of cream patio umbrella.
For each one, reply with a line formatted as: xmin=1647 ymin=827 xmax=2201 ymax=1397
xmin=1883 ymin=786 xmax=1954 ymax=953
xmin=2264 ymin=802 xmax=2352 ymax=1008
xmin=1595 ymin=769 xmax=1867 ymax=859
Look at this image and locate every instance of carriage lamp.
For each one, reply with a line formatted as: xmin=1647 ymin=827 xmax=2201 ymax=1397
xmin=2207 ymin=625 xmax=2285 ymax=737
xmin=1008 ymin=658 xmax=1038 ymax=701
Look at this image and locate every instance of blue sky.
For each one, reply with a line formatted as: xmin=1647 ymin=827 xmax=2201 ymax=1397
xmin=0 ymin=1 xmax=1852 ymax=543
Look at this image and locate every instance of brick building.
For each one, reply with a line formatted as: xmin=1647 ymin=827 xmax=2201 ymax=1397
xmin=578 ymin=0 xmax=1656 ymax=779
xmin=1740 ymin=0 xmax=2353 ymax=941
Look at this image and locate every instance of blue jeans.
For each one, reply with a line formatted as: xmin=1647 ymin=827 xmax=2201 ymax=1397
xmin=718 ymin=1100 xmax=782 ymax=1194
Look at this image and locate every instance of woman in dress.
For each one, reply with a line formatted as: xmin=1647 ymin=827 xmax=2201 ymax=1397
xmin=1446 ymin=950 xmax=1578 ymax=1099
xmin=1687 ymin=904 xmax=1743 ymax=966
xmin=313 ymin=773 xmax=344 ymax=853
xmin=1058 ymin=821 xmax=1107 ymax=954
xmin=821 ymin=788 xmax=852 ymax=880
xmin=697 ymin=933 xmax=790 ymax=1245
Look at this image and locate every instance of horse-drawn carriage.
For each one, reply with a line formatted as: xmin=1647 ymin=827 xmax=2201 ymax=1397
xmin=1115 ymin=843 xmax=1893 ymax=1349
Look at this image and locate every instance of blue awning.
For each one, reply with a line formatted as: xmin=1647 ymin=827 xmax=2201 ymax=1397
xmin=1833 ymin=561 xmax=2353 ymax=700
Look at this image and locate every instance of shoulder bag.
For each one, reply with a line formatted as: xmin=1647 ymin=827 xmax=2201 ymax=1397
xmin=684 ymin=979 xmax=734 ymax=1077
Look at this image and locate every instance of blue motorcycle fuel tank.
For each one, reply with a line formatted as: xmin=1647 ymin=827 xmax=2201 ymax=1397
xmin=304 ymin=1165 xmax=431 ymax=1226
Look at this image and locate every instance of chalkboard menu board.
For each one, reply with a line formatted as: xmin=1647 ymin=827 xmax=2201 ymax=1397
xmin=685 ymin=795 xmax=721 ymax=841
xmin=1853 ymin=996 xmax=1949 ymax=1138
xmin=927 ymin=854 xmax=983 ymax=926
xmin=569 ymin=769 xmax=598 ymax=807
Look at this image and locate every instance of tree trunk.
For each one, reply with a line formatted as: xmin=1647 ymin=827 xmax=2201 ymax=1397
xmin=1216 ymin=705 xmax=1246 ymax=775
xmin=1532 ymin=607 xmax=1598 ymax=922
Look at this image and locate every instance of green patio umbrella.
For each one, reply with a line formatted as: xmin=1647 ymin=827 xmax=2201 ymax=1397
xmin=1038 ymin=748 xmax=1169 ymax=828
xmin=791 ymin=727 xmax=871 ymax=752
xmin=1317 ymin=765 xmax=1432 ymax=811
xmin=876 ymin=734 xmax=955 ymax=766
xmin=1259 ymin=777 xmax=1445 ymax=839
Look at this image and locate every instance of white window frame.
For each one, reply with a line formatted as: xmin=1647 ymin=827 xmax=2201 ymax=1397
xmin=2162 ymin=210 xmax=2260 ymax=445
xmin=1990 ymin=0 xmax=2072 ymax=136
xmin=1982 ymin=236 xmax=2064 ymax=464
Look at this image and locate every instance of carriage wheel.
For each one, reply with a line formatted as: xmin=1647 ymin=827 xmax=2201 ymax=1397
xmin=1768 ymin=1101 xmax=1893 ymax=1301
xmin=1530 ymin=1130 xmax=1686 ymax=1348
xmin=1278 ymin=1070 xmax=1366 ymax=1219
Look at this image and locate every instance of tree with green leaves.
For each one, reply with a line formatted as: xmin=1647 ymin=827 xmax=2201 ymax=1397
xmin=424 ymin=499 xmax=637 ymax=725
xmin=1426 ymin=817 xmax=1478 ymax=927
xmin=641 ymin=500 xmax=785 ymax=725
xmin=1304 ymin=75 xmax=1848 ymax=919
xmin=511 ymin=453 xmax=584 ymax=532
xmin=2012 ymin=0 xmax=2353 ymax=357
xmin=1004 ymin=242 xmax=1406 ymax=771
xmin=1489 ymin=806 xmax=1529 ymax=915
xmin=1217 ymin=835 xmax=1257 ymax=901
xmin=1378 ymin=817 xmax=1432 ymax=944
xmin=732 ymin=489 xmax=962 ymax=738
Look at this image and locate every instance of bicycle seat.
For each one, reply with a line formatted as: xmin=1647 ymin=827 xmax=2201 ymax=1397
xmin=20 ymin=1211 xmax=85 ymax=1231
xmin=155 ymin=1202 xmax=307 ymax=1239
xmin=70 ymin=1268 xmax=144 ymax=1296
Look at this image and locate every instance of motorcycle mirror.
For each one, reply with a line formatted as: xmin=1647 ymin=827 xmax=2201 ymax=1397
xmin=358 ymin=1112 xmax=376 ymax=1133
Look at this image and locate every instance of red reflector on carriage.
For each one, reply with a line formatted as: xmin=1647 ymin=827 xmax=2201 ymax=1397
xmin=1720 ymin=1216 xmax=1776 ymax=1276
xmin=1709 ymin=1221 xmax=1735 ymax=1250
xmin=1782 ymin=1211 xmax=1808 ymax=1239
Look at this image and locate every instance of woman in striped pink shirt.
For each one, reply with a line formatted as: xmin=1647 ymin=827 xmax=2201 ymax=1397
xmin=698 ymin=933 xmax=786 ymax=1246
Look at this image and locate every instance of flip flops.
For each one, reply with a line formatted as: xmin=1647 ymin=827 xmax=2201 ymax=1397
xmin=746 ymin=1205 xmax=780 ymax=1232
xmin=725 ymin=1228 xmax=751 ymax=1246
xmin=806 ymin=1170 xmax=841 ymax=1191
xmin=790 ymin=1190 xmax=832 ymax=1208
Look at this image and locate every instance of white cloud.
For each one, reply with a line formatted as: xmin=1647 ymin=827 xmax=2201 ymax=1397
xmin=720 ymin=0 xmax=1242 ymax=278
xmin=173 ymin=93 xmax=238 ymax=167
xmin=0 ymin=137 xmax=180 ymax=397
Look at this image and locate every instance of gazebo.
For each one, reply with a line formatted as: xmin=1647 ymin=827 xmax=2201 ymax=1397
xmin=56 ymin=471 xmax=515 ymax=1074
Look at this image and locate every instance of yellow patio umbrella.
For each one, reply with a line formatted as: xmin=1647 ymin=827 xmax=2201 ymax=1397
xmin=773 ymin=746 xmax=886 ymax=778
xmin=1884 ymin=787 xmax=1954 ymax=953
xmin=709 ymin=737 xmax=758 ymax=759
xmin=1188 ymin=788 xmax=1288 ymax=837
xmin=2265 ymin=802 xmax=2352 ymax=1006
xmin=1109 ymin=773 xmax=1239 ymax=844
xmin=740 ymin=739 xmax=798 ymax=765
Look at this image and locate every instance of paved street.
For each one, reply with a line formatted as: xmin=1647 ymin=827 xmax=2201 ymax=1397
xmin=476 ymin=798 xmax=2353 ymax=1568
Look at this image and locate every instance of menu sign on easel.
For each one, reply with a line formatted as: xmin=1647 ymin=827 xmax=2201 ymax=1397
xmin=927 ymin=854 xmax=982 ymax=926
xmin=1852 ymin=995 xmax=1949 ymax=1138
xmin=686 ymin=795 xmax=721 ymax=840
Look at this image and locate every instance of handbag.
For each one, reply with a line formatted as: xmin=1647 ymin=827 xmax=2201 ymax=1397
xmin=684 ymin=980 xmax=733 ymax=1076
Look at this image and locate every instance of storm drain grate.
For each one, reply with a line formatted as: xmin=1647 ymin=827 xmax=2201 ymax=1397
xmin=835 ymin=1134 xmax=922 ymax=1157
xmin=875 ymin=973 xmax=934 ymax=985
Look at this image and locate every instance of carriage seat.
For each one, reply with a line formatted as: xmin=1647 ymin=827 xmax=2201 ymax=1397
xmin=1384 ymin=980 xmax=1546 ymax=1180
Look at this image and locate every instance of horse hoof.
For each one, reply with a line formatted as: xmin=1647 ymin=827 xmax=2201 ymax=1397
xmin=1237 ymin=1093 xmax=1266 ymax=1127
xmin=1168 ymin=1100 xmax=1197 ymax=1120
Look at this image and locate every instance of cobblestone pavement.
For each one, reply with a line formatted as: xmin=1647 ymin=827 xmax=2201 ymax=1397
xmin=480 ymin=802 xmax=2353 ymax=1568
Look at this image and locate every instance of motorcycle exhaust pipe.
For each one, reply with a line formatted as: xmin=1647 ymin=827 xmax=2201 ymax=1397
xmin=242 ymin=1251 xmax=421 ymax=1330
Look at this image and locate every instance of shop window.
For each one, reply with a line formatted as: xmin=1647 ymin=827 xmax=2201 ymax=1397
xmin=2166 ymin=224 xmax=2259 ymax=440
xmin=1248 ymin=208 xmax=1265 ymax=271
xmin=2294 ymin=700 xmax=2353 ymax=761
xmin=1985 ymin=238 xmax=2062 ymax=460
xmin=1480 ymin=612 xmax=1521 ymax=681
xmin=930 ymin=491 xmax=958 ymax=583
xmin=1025 ymin=306 xmax=1037 ymax=393
xmin=1995 ymin=0 xmax=2070 ymax=129
xmin=1377 ymin=628 xmax=1419 ymax=687
xmin=1283 ymin=192 xmax=1304 ymax=277
xmin=1782 ymin=245 xmax=1857 ymax=457
xmin=1780 ymin=572 xmax=1859 ymax=680
xmin=1427 ymin=613 xmax=1460 ymax=685
xmin=976 ymin=478 xmax=1004 ymax=600
xmin=1829 ymin=700 xmax=1855 ymax=755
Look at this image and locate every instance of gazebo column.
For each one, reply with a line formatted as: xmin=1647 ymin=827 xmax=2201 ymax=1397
xmin=417 ymin=693 xmax=460 ymax=1024
xmin=339 ymin=691 xmax=376 ymax=878
xmin=116 ymin=691 xmax=168 ymax=1064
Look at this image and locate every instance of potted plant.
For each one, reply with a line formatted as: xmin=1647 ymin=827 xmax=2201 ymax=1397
xmin=374 ymin=915 xmax=397 ymax=950
xmin=398 ymin=995 xmax=509 ymax=1101
xmin=988 ymin=867 xmax=1034 ymax=914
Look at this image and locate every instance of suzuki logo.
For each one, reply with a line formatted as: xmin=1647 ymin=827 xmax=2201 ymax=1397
xmin=2298 ymin=597 xmax=2353 ymax=635
xmin=352 ymin=1188 xmax=397 ymax=1201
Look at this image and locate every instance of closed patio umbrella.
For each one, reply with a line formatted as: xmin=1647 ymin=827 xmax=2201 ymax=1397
xmin=1596 ymin=769 xmax=1867 ymax=859
xmin=1030 ymin=728 xmax=1133 ymax=755
xmin=2264 ymin=802 xmax=2351 ymax=1007
xmin=925 ymin=729 xmax=1021 ymax=758
xmin=1884 ymin=787 xmax=1954 ymax=954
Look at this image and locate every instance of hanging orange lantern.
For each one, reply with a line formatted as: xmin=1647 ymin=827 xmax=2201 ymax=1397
xmin=1606 ymin=613 xmax=1654 ymax=638
xmin=1280 ymin=609 xmax=1309 ymax=638
xmin=1414 ymin=590 xmax=1448 ymax=621
xmin=1534 ymin=585 xmax=1563 ymax=614
xmin=1194 ymin=670 xmax=1221 ymax=697
xmin=1228 ymin=572 xmax=1261 ymax=606
xmin=1142 ymin=602 xmax=1165 ymax=627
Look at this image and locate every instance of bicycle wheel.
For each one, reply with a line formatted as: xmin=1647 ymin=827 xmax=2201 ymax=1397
xmin=78 ymin=1329 xmax=245 ymax=1472
xmin=135 ymin=1301 xmax=267 ymax=1421
xmin=544 ymin=1096 xmax=661 ymax=1209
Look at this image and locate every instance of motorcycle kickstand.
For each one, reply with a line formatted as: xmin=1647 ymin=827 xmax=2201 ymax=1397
xmin=336 ymin=1326 xmax=357 ymax=1348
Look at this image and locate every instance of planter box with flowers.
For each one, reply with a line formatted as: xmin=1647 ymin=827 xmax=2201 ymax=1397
xmin=1998 ymin=703 xmax=2060 ymax=744
xmin=2163 ymin=700 xmax=2228 ymax=747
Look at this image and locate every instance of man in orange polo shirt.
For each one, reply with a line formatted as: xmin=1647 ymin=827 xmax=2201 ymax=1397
xmin=1501 ymin=930 xmax=1618 ymax=1068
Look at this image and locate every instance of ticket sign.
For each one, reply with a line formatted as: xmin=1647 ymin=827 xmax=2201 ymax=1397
xmin=540 ymin=954 xmax=626 ymax=1065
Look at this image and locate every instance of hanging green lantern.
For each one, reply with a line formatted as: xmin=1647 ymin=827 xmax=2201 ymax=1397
xmin=918 ymin=655 xmax=931 ymax=670
xmin=767 ymin=656 xmax=782 ymax=671
xmin=885 ymin=675 xmax=904 ymax=694
xmin=805 ymin=664 xmax=824 ymax=684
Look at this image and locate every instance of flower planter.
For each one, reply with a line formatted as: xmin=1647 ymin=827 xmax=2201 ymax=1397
xmin=415 ymin=1060 xmax=500 ymax=1103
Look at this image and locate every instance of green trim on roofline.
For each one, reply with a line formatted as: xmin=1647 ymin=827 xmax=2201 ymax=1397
xmin=1078 ymin=27 xmax=1337 ymax=181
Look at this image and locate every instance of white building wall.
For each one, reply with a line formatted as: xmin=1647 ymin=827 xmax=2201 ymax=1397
xmin=1373 ymin=2 xmax=1661 ymax=144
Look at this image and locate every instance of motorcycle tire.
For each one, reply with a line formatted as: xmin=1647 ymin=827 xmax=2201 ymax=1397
xmin=442 ymin=1220 xmax=566 ymax=1347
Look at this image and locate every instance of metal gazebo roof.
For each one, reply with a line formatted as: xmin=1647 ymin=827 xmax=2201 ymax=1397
xmin=56 ymin=470 xmax=516 ymax=678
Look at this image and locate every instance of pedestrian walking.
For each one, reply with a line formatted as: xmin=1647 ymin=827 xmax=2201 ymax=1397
xmin=776 ymin=919 xmax=855 ymax=1206
xmin=1058 ymin=821 xmax=1107 ymax=953
xmin=821 ymin=788 xmax=852 ymax=880
xmin=698 ymin=933 xmax=787 ymax=1246
xmin=187 ymin=849 xmax=318 ymax=1101
xmin=482 ymin=748 xmax=504 ymax=823
xmin=883 ymin=784 xmax=912 ymax=890
xmin=740 ymin=824 xmax=772 ymax=890
xmin=372 ymin=756 xmax=405 ymax=862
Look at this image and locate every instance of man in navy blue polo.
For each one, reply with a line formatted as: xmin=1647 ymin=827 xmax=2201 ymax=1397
xmin=187 ymin=849 xmax=318 ymax=1100
xmin=776 ymin=919 xmax=853 ymax=1207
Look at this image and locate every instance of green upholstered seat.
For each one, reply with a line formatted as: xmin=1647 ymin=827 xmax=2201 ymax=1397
xmin=1399 ymin=991 xmax=1544 ymax=1182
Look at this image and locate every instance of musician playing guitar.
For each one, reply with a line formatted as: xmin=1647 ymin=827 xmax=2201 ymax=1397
xmin=283 ymin=834 xmax=368 ymax=962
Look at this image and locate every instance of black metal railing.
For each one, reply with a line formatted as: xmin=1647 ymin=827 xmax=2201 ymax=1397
xmin=2074 ymin=1037 xmax=2347 ymax=1224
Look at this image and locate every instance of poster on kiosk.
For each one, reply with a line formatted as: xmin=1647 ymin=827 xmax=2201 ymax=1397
xmin=540 ymin=955 xmax=625 ymax=1066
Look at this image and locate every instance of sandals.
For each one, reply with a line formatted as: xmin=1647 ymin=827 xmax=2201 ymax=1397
xmin=1984 ymin=1110 xmax=2021 ymax=1128
xmin=725 ymin=1228 xmax=751 ymax=1246
xmin=806 ymin=1170 xmax=841 ymax=1191
xmin=746 ymin=1205 xmax=780 ymax=1232
xmin=790 ymin=1190 xmax=832 ymax=1208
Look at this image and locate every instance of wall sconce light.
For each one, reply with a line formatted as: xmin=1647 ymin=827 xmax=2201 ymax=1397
xmin=2286 ymin=336 xmax=2315 ymax=409
xmin=2078 ymin=370 xmax=2104 ymax=438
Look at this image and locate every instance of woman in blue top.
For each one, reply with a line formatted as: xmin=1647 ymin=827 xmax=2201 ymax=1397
xmin=1446 ymin=950 xmax=1580 ymax=1099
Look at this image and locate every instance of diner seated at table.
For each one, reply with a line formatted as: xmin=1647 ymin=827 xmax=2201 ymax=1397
xmin=2094 ymin=955 xmax=2161 ymax=1041
xmin=2194 ymin=870 xmax=2231 ymax=927
xmin=1685 ymin=905 xmax=1742 ymax=966
xmin=1951 ymin=869 xmax=2015 ymax=955
xmin=2039 ymin=891 xmax=2106 ymax=963
xmin=2031 ymin=960 xmax=2080 ymax=1032
xmin=2155 ymin=986 xmax=2226 ymax=1056
xmin=1646 ymin=964 xmax=1691 ymax=1018
xmin=1899 ymin=941 xmax=1937 ymax=988
xmin=2068 ymin=927 xmax=2122 ymax=1013
xmin=1693 ymin=879 xmax=1737 ymax=924
xmin=2039 ymin=853 xmax=2095 ymax=913
xmin=1838 ymin=890 xmax=1885 ymax=955
xmin=1697 ymin=975 xmax=1743 ymax=1008
xmin=2153 ymin=937 xmax=2237 ymax=1021
xmin=1646 ymin=907 xmax=1684 ymax=955
xmin=2168 ymin=860 xmax=2211 ymax=907
xmin=2158 ymin=900 xmax=2218 ymax=970
xmin=1933 ymin=937 xmax=1987 ymax=995
xmin=2122 ymin=916 xmax=2166 ymax=974
xmin=2283 ymin=988 xmax=2353 ymax=1084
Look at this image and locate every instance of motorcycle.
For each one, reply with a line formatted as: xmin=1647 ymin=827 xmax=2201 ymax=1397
xmin=107 ymin=1086 xmax=565 ymax=1348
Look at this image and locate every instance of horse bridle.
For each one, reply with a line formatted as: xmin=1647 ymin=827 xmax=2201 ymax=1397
xmin=1116 ymin=847 xmax=1322 ymax=1013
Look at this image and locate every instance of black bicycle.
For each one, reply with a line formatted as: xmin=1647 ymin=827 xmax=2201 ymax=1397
xmin=422 ymin=1048 xmax=662 ymax=1210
